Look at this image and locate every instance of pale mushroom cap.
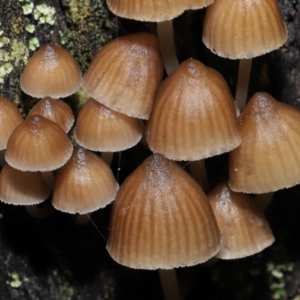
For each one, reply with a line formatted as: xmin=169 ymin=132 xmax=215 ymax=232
xmin=5 ymin=115 xmax=73 ymax=172
xmin=0 ymin=96 xmax=23 ymax=150
xmin=74 ymin=98 xmax=143 ymax=151
xmin=146 ymin=59 xmax=241 ymax=160
xmin=229 ymin=92 xmax=300 ymax=193
xmin=82 ymin=32 xmax=164 ymax=120
xmin=203 ymin=0 xmax=288 ymax=59
xmin=107 ymin=154 xmax=221 ymax=269
xmin=27 ymin=97 xmax=74 ymax=133
xmin=107 ymin=0 xmax=214 ymax=21
xmin=20 ymin=44 xmax=82 ymax=98
xmin=52 ymin=147 xmax=119 ymax=214
xmin=208 ymin=181 xmax=274 ymax=259
xmin=0 ymin=164 xmax=51 ymax=205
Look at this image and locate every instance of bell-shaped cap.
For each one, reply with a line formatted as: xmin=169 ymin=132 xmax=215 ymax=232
xmin=82 ymin=32 xmax=164 ymax=120
xmin=27 ymin=97 xmax=74 ymax=133
xmin=52 ymin=147 xmax=119 ymax=214
xmin=20 ymin=44 xmax=82 ymax=98
xmin=74 ymin=98 xmax=143 ymax=151
xmin=229 ymin=92 xmax=300 ymax=193
xmin=0 ymin=164 xmax=51 ymax=205
xmin=208 ymin=181 xmax=274 ymax=259
xmin=146 ymin=59 xmax=241 ymax=160
xmin=107 ymin=0 xmax=213 ymax=21
xmin=0 ymin=96 xmax=23 ymax=150
xmin=107 ymin=154 xmax=221 ymax=269
xmin=5 ymin=115 xmax=73 ymax=172
xmin=203 ymin=0 xmax=288 ymax=59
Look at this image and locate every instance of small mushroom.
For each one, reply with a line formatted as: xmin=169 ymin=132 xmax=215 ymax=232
xmin=20 ymin=44 xmax=82 ymax=98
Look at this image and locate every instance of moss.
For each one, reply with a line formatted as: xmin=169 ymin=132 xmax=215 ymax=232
xmin=61 ymin=0 xmax=113 ymax=72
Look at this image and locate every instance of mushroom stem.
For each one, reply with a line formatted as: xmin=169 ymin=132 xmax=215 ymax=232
xmin=235 ymin=58 xmax=253 ymax=111
xmin=41 ymin=171 xmax=55 ymax=189
xmin=158 ymin=269 xmax=181 ymax=300
xmin=157 ymin=21 xmax=179 ymax=76
xmin=101 ymin=152 xmax=114 ymax=166
xmin=254 ymin=192 xmax=274 ymax=211
xmin=25 ymin=200 xmax=54 ymax=219
xmin=71 ymin=213 xmax=90 ymax=225
xmin=189 ymin=160 xmax=209 ymax=193
xmin=0 ymin=150 xmax=6 ymax=167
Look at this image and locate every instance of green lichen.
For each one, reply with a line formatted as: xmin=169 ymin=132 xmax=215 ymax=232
xmin=25 ymin=24 xmax=35 ymax=33
xmin=267 ymin=261 xmax=294 ymax=300
xmin=0 ymin=37 xmax=10 ymax=48
xmin=33 ymin=4 xmax=56 ymax=25
xmin=7 ymin=273 xmax=22 ymax=288
xmin=28 ymin=37 xmax=39 ymax=51
xmin=0 ymin=38 xmax=29 ymax=84
xmin=0 ymin=63 xmax=13 ymax=84
xmin=19 ymin=0 xmax=34 ymax=15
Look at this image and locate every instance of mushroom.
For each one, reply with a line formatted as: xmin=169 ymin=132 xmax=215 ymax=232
xmin=202 ymin=0 xmax=288 ymax=110
xmin=146 ymin=58 xmax=241 ymax=161
xmin=229 ymin=92 xmax=300 ymax=193
xmin=81 ymin=32 xmax=164 ymax=120
xmin=52 ymin=146 xmax=119 ymax=215
xmin=0 ymin=164 xmax=51 ymax=206
xmin=107 ymin=154 xmax=221 ymax=269
xmin=5 ymin=115 xmax=73 ymax=172
xmin=20 ymin=44 xmax=82 ymax=99
xmin=27 ymin=96 xmax=74 ymax=133
xmin=74 ymin=98 xmax=143 ymax=152
xmin=0 ymin=96 xmax=23 ymax=166
xmin=208 ymin=181 xmax=274 ymax=259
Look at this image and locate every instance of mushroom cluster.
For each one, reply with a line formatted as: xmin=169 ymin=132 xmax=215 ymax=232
xmin=0 ymin=43 xmax=119 ymax=220
xmin=0 ymin=0 xmax=294 ymax=298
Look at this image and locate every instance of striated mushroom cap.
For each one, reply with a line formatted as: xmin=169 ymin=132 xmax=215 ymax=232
xmin=5 ymin=115 xmax=73 ymax=172
xmin=0 ymin=164 xmax=51 ymax=205
xmin=52 ymin=147 xmax=119 ymax=214
xmin=82 ymin=32 xmax=164 ymax=120
xmin=146 ymin=59 xmax=241 ymax=160
xmin=203 ymin=0 xmax=288 ymax=59
xmin=107 ymin=0 xmax=214 ymax=22
xmin=27 ymin=97 xmax=74 ymax=133
xmin=107 ymin=154 xmax=221 ymax=269
xmin=20 ymin=44 xmax=82 ymax=98
xmin=229 ymin=92 xmax=300 ymax=193
xmin=208 ymin=181 xmax=274 ymax=259
xmin=74 ymin=98 xmax=143 ymax=152
xmin=0 ymin=96 xmax=23 ymax=150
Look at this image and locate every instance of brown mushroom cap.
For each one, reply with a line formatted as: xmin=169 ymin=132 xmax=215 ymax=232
xmin=107 ymin=154 xmax=221 ymax=269
xmin=27 ymin=97 xmax=74 ymax=133
xmin=107 ymin=0 xmax=214 ymax=21
xmin=146 ymin=59 xmax=241 ymax=160
xmin=74 ymin=98 xmax=143 ymax=151
xmin=0 ymin=164 xmax=51 ymax=205
xmin=0 ymin=96 xmax=23 ymax=150
xmin=20 ymin=44 xmax=82 ymax=98
xmin=82 ymin=32 xmax=164 ymax=120
xmin=5 ymin=115 xmax=73 ymax=172
xmin=202 ymin=0 xmax=288 ymax=59
xmin=52 ymin=147 xmax=119 ymax=214
xmin=229 ymin=92 xmax=300 ymax=193
xmin=208 ymin=181 xmax=274 ymax=259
